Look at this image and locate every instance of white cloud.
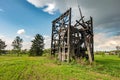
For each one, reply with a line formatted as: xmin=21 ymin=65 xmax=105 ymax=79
xmin=43 ymin=3 xmax=56 ymax=14
xmin=0 ymin=35 xmax=13 ymax=50
xmin=27 ymin=0 xmax=56 ymax=14
xmin=1 ymin=33 xmax=120 ymax=51
xmin=24 ymin=35 xmax=31 ymax=39
xmin=26 ymin=0 xmax=120 ymax=51
xmin=94 ymin=33 xmax=120 ymax=51
xmin=23 ymin=35 xmax=34 ymax=40
xmin=0 ymin=34 xmax=51 ymax=50
xmin=43 ymin=34 xmax=120 ymax=51
xmin=26 ymin=0 xmax=120 ymax=28
xmin=22 ymin=41 xmax=32 ymax=50
xmin=27 ymin=0 xmax=48 ymax=8
xmin=17 ymin=29 xmax=25 ymax=35
xmin=0 ymin=34 xmax=32 ymax=50
xmin=44 ymin=35 xmax=51 ymax=49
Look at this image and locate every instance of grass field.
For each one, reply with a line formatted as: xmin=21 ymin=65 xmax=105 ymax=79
xmin=0 ymin=55 xmax=120 ymax=80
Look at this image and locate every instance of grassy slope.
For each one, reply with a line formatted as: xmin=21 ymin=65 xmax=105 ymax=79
xmin=0 ymin=55 xmax=120 ymax=80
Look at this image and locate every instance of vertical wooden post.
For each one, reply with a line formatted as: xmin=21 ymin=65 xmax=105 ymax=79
xmin=67 ymin=8 xmax=71 ymax=62
xmin=90 ymin=17 xmax=94 ymax=61
xmin=86 ymin=37 xmax=92 ymax=64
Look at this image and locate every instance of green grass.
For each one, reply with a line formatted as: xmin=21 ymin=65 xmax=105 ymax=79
xmin=0 ymin=55 xmax=120 ymax=80
xmin=94 ymin=55 xmax=120 ymax=77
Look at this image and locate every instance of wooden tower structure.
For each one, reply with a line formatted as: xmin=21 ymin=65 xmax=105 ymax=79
xmin=51 ymin=8 xmax=94 ymax=63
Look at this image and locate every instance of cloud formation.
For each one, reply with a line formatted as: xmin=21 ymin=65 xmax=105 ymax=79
xmin=22 ymin=41 xmax=32 ymax=50
xmin=44 ymin=35 xmax=51 ymax=49
xmin=0 ymin=35 xmax=13 ymax=50
xmin=17 ymin=29 xmax=25 ymax=35
xmin=42 ymin=33 xmax=120 ymax=51
xmin=43 ymin=3 xmax=56 ymax=14
xmin=26 ymin=0 xmax=120 ymax=50
xmin=26 ymin=0 xmax=120 ymax=31
xmin=27 ymin=0 xmax=56 ymax=14
xmin=94 ymin=33 xmax=120 ymax=51
xmin=0 ymin=34 xmax=32 ymax=50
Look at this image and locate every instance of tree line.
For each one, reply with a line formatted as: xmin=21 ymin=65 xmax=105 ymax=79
xmin=0 ymin=34 xmax=44 ymax=56
xmin=94 ymin=46 xmax=120 ymax=58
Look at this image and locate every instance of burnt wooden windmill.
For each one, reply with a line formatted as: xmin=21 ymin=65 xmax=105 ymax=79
xmin=51 ymin=8 xmax=94 ymax=63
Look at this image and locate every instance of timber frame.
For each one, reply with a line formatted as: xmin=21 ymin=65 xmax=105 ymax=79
xmin=51 ymin=8 xmax=94 ymax=63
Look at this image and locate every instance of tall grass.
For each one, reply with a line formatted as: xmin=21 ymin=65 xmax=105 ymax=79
xmin=0 ymin=55 xmax=120 ymax=80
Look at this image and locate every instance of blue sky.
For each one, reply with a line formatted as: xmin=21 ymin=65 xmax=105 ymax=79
xmin=0 ymin=0 xmax=60 ymax=49
xmin=0 ymin=0 xmax=59 ymax=36
xmin=0 ymin=0 xmax=120 ymax=51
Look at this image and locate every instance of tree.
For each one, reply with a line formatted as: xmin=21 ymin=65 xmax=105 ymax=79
xmin=0 ymin=39 xmax=7 ymax=54
xmin=116 ymin=46 xmax=120 ymax=58
xmin=12 ymin=36 xmax=23 ymax=56
xmin=29 ymin=34 xmax=44 ymax=56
